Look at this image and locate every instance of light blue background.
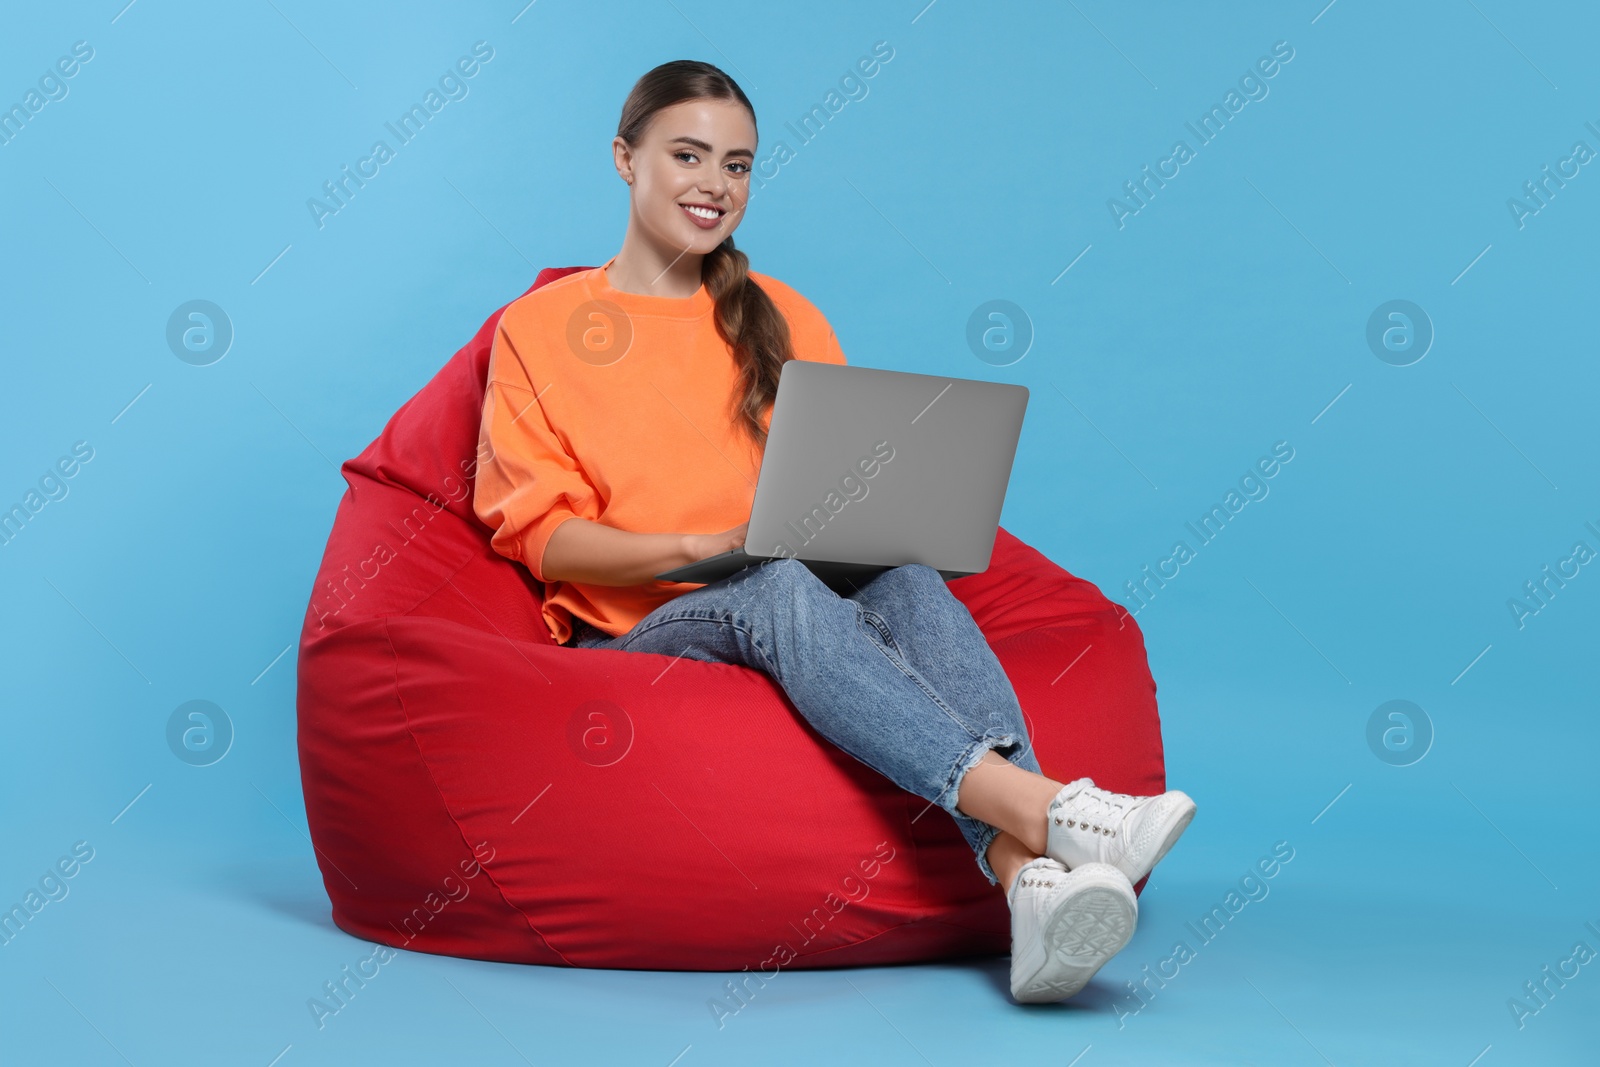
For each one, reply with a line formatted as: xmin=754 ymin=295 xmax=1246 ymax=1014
xmin=2 ymin=1 xmax=1596 ymax=1063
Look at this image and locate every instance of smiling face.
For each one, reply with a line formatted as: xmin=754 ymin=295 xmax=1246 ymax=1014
xmin=613 ymin=97 xmax=756 ymax=261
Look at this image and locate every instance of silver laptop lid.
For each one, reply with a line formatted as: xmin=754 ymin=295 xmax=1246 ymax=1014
xmin=747 ymin=361 xmax=1028 ymax=575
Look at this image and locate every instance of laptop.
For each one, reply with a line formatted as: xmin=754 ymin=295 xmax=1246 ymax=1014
xmin=655 ymin=360 xmax=1028 ymax=591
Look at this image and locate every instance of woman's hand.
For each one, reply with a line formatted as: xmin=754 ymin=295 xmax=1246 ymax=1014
xmin=683 ymin=521 xmax=747 ymax=562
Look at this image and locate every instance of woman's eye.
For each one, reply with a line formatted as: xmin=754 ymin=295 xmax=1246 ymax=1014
xmin=673 ymin=151 xmax=749 ymax=176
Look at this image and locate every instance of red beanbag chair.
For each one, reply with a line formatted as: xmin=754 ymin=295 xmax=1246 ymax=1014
xmin=295 ymin=266 xmax=1168 ymax=971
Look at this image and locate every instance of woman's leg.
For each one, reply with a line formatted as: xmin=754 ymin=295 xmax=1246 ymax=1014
xmin=959 ymin=751 xmax=1063 ymax=856
xmin=983 ymin=818 xmax=1046 ymax=892
xmin=576 ymin=557 xmax=1044 ymax=885
xmin=842 ymin=563 xmax=1066 ymax=876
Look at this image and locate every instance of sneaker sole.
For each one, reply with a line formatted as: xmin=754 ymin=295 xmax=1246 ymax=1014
xmin=1013 ymin=869 xmax=1137 ymax=1004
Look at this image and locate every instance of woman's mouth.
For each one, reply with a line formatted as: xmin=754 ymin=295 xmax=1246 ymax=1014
xmin=679 ymin=203 xmax=725 ymax=229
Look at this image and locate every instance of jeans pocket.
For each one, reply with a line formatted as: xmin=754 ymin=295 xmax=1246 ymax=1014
xmin=857 ymin=605 xmax=899 ymax=654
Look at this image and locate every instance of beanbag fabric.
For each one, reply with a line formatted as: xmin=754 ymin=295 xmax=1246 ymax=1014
xmin=295 ymin=266 xmax=1168 ymax=971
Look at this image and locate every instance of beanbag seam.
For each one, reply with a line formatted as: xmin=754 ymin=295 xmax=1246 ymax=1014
xmin=395 ymin=535 xmax=481 ymax=629
xmin=371 ymin=514 xmax=483 ymax=634
xmin=788 ymin=917 xmax=928 ymax=965
xmin=903 ymin=792 xmax=925 ymax=905
xmin=379 ymin=615 xmax=577 ymax=967
xmin=437 ymin=571 xmax=558 ymax=679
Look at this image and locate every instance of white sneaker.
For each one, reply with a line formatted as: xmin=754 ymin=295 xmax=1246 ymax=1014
xmin=1007 ymin=857 xmax=1137 ymax=1004
xmin=1045 ymin=777 xmax=1196 ymax=887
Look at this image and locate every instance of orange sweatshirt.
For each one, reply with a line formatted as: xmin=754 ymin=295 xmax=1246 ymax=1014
xmin=473 ymin=255 xmax=849 ymax=645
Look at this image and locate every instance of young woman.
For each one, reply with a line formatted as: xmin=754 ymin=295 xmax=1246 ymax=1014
xmin=472 ymin=59 xmax=1195 ymax=1004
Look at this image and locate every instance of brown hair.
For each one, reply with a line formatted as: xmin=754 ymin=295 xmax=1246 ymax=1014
xmin=615 ymin=60 xmax=793 ymax=453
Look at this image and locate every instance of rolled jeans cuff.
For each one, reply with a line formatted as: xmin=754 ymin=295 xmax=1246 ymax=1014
xmin=939 ymin=728 xmax=1025 ymax=885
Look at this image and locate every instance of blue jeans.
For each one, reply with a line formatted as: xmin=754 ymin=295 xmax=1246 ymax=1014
xmin=567 ymin=557 xmax=1042 ymax=884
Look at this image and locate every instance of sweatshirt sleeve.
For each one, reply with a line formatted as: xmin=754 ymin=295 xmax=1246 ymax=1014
xmin=472 ymin=325 xmax=598 ymax=582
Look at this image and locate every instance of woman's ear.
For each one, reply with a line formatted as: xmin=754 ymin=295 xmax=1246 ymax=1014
xmin=613 ymin=135 xmax=634 ymax=186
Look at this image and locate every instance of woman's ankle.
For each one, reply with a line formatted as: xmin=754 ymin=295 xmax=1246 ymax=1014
xmin=987 ymin=830 xmax=1037 ymax=893
xmin=957 ymin=752 xmax=1064 ymax=854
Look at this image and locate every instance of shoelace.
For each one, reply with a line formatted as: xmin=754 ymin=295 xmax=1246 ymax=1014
xmin=1055 ymin=785 xmax=1158 ymax=877
xmin=1056 ymin=784 xmax=1129 ymax=830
